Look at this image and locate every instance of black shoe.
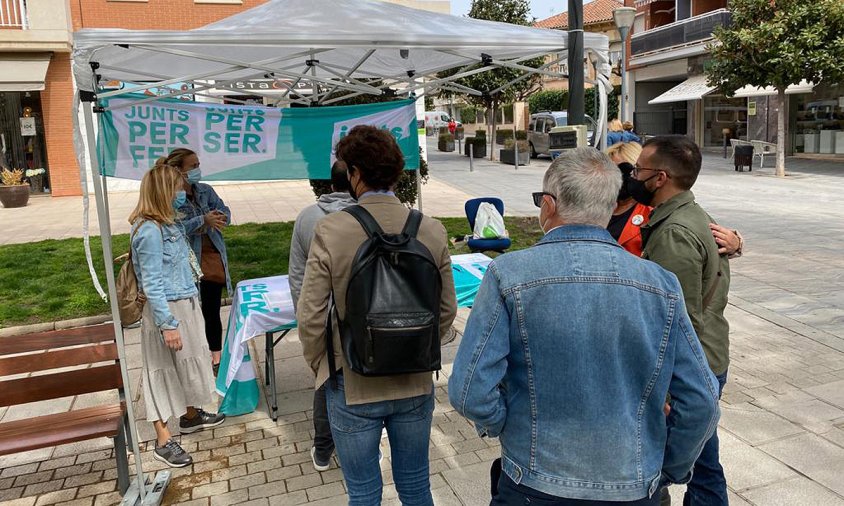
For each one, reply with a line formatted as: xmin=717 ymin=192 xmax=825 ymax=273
xmin=179 ymin=408 xmax=225 ymax=434
xmin=311 ymin=446 xmax=331 ymax=472
xmin=153 ymin=440 xmax=192 ymax=468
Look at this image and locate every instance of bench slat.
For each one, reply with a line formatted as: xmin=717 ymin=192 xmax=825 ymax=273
xmin=0 ymin=343 xmax=119 ymax=376
xmin=0 ymin=363 xmax=123 ymax=407
xmin=0 ymin=324 xmax=116 ymax=356
xmin=0 ymin=404 xmax=125 ymax=456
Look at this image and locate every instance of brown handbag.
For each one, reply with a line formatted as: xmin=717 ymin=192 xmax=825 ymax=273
xmin=115 ymin=223 xmax=150 ymax=326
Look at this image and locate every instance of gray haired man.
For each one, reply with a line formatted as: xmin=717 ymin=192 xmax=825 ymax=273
xmin=449 ymin=148 xmax=719 ymax=505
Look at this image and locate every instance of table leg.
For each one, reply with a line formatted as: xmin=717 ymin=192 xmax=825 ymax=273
xmin=265 ymin=331 xmax=278 ymax=421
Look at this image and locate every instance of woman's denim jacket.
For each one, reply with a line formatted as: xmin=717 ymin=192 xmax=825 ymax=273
xmin=448 ymin=225 xmax=720 ymax=502
xmin=177 ymin=183 xmax=232 ymax=293
xmin=131 ymin=220 xmax=197 ymax=330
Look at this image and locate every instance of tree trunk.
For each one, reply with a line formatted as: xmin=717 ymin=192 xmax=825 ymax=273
xmin=776 ymin=87 xmax=786 ymax=177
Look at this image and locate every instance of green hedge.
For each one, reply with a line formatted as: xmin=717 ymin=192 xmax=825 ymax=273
xmin=495 ymin=129 xmax=515 ymax=144
xmin=528 ymin=86 xmax=622 ymax=121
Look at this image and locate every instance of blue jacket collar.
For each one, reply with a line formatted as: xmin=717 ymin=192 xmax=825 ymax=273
xmin=536 ymin=224 xmax=622 ymax=249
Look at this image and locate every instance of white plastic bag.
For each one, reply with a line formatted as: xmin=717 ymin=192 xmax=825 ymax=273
xmin=473 ymin=202 xmax=508 ymax=239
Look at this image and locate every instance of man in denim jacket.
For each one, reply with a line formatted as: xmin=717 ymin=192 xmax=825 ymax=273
xmin=448 ymin=148 xmax=720 ymax=506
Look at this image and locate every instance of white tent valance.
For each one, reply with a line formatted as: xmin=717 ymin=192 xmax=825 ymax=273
xmin=73 ymin=0 xmax=610 ymax=105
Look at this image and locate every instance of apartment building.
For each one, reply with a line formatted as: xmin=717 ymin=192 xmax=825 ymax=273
xmin=625 ymin=0 xmax=741 ymax=149
xmin=2 ymin=0 xmax=450 ymax=198
xmin=533 ymin=0 xmax=626 ymax=92
xmin=0 ymin=0 xmax=72 ymax=194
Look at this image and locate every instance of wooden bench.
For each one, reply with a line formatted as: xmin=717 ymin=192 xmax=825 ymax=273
xmin=0 ymin=323 xmax=131 ymax=494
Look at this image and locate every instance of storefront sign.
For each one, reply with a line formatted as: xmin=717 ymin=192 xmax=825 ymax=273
xmin=19 ymin=117 xmax=36 ymax=136
xmin=748 ymin=100 xmax=757 ymax=116
xmin=97 ymin=97 xmax=419 ymax=180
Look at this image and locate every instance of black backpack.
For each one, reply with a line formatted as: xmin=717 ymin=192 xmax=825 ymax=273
xmin=326 ymin=205 xmax=442 ymax=378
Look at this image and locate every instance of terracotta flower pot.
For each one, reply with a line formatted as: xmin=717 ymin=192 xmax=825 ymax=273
xmin=0 ymin=184 xmax=31 ymax=208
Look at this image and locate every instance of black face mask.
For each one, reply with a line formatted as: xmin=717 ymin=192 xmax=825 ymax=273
xmin=347 ymin=170 xmax=360 ymax=200
xmin=626 ymin=174 xmax=658 ymax=206
xmin=617 ymin=162 xmax=634 ymax=201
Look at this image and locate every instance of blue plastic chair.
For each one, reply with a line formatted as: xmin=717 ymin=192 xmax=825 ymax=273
xmin=465 ymin=197 xmax=511 ymax=253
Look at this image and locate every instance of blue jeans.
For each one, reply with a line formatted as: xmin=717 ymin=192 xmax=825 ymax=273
xmin=683 ymin=372 xmax=728 ymax=506
xmin=493 ymin=471 xmax=660 ymax=506
xmin=325 ymin=374 xmax=435 ymax=506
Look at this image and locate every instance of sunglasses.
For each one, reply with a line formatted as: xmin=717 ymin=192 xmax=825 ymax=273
xmin=532 ymin=192 xmax=554 ymax=208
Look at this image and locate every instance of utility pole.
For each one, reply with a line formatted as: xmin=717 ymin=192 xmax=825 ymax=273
xmin=567 ymin=0 xmax=584 ymax=126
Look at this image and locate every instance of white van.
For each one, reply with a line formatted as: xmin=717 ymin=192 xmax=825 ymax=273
xmin=424 ymin=111 xmax=461 ymax=130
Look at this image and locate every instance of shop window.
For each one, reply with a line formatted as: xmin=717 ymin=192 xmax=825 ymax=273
xmin=0 ymin=91 xmax=50 ymax=193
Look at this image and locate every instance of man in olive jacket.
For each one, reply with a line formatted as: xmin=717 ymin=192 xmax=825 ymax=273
xmin=629 ymin=135 xmax=730 ymax=506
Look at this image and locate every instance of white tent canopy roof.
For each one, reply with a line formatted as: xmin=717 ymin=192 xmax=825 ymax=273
xmin=73 ymin=0 xmax=609 ymax=102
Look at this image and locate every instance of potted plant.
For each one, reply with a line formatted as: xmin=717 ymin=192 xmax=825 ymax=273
xmin=500 ymin=139 xmax=530 ymax=166
xmin=438 ymin=132 xmax=455 ymax=152
xmin=495 ymin=129 xmax=515 ymax=145
xmin=0 ymin=169 xmax=31 ymax=208
xmin=26 ymin=168 xmax=46 ymax=193
xmin=464 ymin=136 xmax=486 ymax=158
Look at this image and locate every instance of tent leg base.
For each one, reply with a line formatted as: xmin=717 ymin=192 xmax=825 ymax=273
xmin=121 ymin=471 xmax=171 ymax=506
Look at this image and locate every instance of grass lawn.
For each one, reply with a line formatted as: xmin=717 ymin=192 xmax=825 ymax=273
xmin=0 ymin=217 xmax=541 ymax=327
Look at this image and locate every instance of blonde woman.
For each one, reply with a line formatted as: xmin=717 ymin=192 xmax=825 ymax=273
xmin=129 ymin=163 xmax=224 ymax=468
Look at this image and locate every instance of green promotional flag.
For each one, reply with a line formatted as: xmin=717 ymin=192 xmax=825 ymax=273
xmin=98 ymin=98 xmax=419 ymax=180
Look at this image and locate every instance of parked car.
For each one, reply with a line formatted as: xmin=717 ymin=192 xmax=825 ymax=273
xmin=528 ymin=111 xmax=596 ymax=157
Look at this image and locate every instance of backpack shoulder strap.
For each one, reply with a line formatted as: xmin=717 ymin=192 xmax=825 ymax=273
xmin=343 ymin=205 xmax=384 ymax=238
xmin=402 ymin=210 xmax=423 ymax=238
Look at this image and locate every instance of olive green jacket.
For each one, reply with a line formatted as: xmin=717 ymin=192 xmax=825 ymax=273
xmin=641 ymin=191 xmax=730 ymax=375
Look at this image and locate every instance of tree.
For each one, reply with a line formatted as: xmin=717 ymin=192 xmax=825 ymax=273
xmin=442 ymin=0 xmax=544 ymax=160
xmin=707 ymin=0 xmax=844 ymax=176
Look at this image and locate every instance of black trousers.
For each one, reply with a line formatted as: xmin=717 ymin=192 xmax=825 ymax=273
xmin=312 ymin=383 xmax=335 ymax=461
xmin=198 ymin=280 xmax=224 ymax=353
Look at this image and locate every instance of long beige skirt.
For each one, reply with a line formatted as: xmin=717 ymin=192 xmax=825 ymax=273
xmin=141 ymin=297 xmax=216 ymax=423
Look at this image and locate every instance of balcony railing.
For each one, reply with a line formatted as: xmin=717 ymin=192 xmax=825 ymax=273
xmin=631 ymin=9 xmax=731 ymax=56
xmin=0 ymin=0 xmax=28 ymax=29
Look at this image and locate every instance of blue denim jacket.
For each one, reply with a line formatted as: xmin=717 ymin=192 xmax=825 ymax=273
xmin=177 ymin=183 xmax=232 ymax=293
xmin=448 ymin=225 xmax=720 ymax=502
xmin=131 ymin=220 xmax=198 ymax=330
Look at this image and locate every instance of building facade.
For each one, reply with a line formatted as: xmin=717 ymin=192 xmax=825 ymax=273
xmin=628 ymin=0 xmax=842 ymax=157
xmin=626 ymin=0 xmax=739 ymax=149
xmin=534 ymin=0 xmax=625 ymax=92
xmin=0 ymin=0 xmax=73 ymax=195
xmin=4 ymin=0 xmax=449 ymax=198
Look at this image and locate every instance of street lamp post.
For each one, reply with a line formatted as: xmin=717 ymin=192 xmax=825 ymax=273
xmin=613 ymin=7 xmax=636 ymax=123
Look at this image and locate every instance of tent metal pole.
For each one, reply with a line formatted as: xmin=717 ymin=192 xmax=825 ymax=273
xmin=568 ymin=0 xmax=585 ymax=126
xmin=96 ymin=48 xmax=333 ymax=99
xmin=82 ymin=100 xmax=148 ymax=502
xmin=130 ymin=44 xmax=381 ymax=94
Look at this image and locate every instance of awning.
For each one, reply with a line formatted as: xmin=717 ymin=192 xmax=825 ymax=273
xmin=0 ymin=53 xmax=52 ymax=91
xmin=733 ymin=80 xmax=815 ymax=98
xmin=648 ymin=75 xmax=716 ymax=104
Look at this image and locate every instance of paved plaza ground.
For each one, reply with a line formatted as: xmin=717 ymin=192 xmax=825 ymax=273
xmin=1 ymin=145 xmax=844 ymax=505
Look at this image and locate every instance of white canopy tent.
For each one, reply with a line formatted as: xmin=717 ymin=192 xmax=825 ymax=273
xmin=71 ymin=1 xmax=611 ymax=501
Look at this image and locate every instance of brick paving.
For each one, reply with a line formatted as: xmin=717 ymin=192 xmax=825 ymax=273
xmin=2 ymin=146 xmax=844 ymax=505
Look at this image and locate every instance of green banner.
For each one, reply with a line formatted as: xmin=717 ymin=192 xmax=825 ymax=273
xmin=97 ymin=97 xmax=419 ymax=180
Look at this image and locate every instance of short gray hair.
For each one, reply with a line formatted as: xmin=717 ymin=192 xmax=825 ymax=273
xmin=542 ymin=147 xmax=622 ymax=227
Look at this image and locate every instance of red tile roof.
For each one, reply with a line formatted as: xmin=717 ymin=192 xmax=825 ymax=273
xmin=534 ymin=0 xmax=624 ymax=29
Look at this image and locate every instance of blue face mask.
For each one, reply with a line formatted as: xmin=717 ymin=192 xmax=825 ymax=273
xmin=186 ymin=168 xmax=201 ymax=185
xmin=173 ymin=190 xmax=187 ymax=209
